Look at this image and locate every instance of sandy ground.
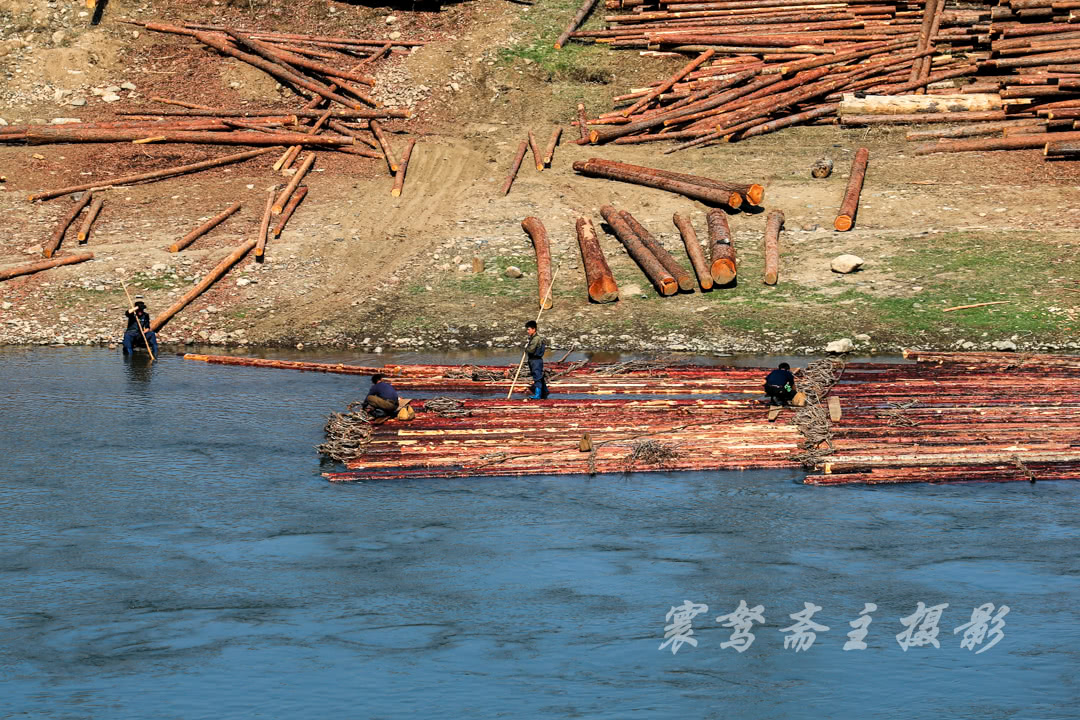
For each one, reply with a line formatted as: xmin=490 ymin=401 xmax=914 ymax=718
xmin=1 ymin=0 xmax=1079 ymax=355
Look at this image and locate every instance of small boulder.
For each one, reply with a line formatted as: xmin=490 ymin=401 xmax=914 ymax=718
xmin=504 ymin=265 xmax=523 ymax=279
xmin=826 ymin=338 xmax=854 ymax=354
xmin=831 ymin=254 xmax=864 ymax=274
xmin=991 ymin=339 xmax=1018 ymax=351
xmin=101 ymin=93 xmax=121 ymax=103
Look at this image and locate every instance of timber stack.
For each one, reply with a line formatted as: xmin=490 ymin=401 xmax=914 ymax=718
xmin=563 ymin=0 xmax=1080 ymax=161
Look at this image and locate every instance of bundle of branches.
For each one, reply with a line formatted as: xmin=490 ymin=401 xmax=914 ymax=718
xmin=423 ymin=397 xmax=471 ymax=417
xmin=317 ymin=401 xmax=374 ymax=463
xmin=623 ymin=438 xmax=682 ymax=471
xmin=793 ymin=357 xmax=847 ymax=467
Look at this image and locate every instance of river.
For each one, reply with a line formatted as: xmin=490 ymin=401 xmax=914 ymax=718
xmin=1 ymin=346 xmax=1077 ymax=719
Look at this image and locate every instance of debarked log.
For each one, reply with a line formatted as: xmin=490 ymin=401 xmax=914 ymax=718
xmin=522 ymin=216 xmax=554 ymax=310
xmin=706 ymin=209 xmax=736 ymax=285
xmin=0 ymin=252 xmax=94 ymax=281
xmin=838 ymin=93 xmax=1004 ymax=115
xmin=599 ymin=205 xmax=677 ymax=296
xmin=834 ymin=147 xmax=869 ymax=232
xmin=576 ymin=217 xmax=619 ymax=303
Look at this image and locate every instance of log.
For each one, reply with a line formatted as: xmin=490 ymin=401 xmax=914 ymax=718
xmin=599 ymin=205 xmax=678 ymax=296
xmin=151 ymin=241 xmax=256 ymax=331
xmin=834 ymin=147 xmax=869 ymax=232
xmin=150 ymin=96 xmax=215 ymax=110
xmin=23 ymin=127 xmax=354 ymax=147
xmin=0 ymin=251 xmax=94 ymax=281
xmin=577 ymin=103 xmax=590 ymax=141
xmin=622 ymin=49 xmax=716 ymax=117
xmin=255 ymin=190 xmax=275 ymax=262
xmin=76 ymin=195 xmax=105 ymax=243
xmin=43 ymin=193 xmax=93 ymax=258
xmin=620 ymin=211 xmax=695 ymax=292
xmin=29 ymin=148 xmax=275 ymax=202
xmin=841 ymin=111 xmax=1009 ymax=126
xmin=914 ymin=130 xmax=1080 ymax=154
xmin=576 ymin=217 xmax=619 ymax=303
xmin=839 ymin=93 xmax=1003 ymax=115
xmin=904 ymin=119 xmax=1048 ymax=141
xmin=528 ymin=131 xmax=543 ymax=171
xmin=391 ymin=139 xmax=416 ymax=198
xmin=118 ymin=109 xmax=408 ymax=119
xmin=810 ymin=156 xmax=833 ymax=178
xmin=763 ymin=209 xmax=783 ymax=285
xmin=555 ymin=0 xmax=602 ymax=49
xmin=502 ymin=140 xmax=529 ymax=195
xmin=522 ymin=217 xmax=554 ymax=310
xmin=275 ymin=107 xmax=331 ymax=172
xmin=169 ymin=201 xmax=242 ymax=252
xmin=573 ymin=159 xmax=744 ymax=208
xmin=580 ymin=158 xmax=763 ymax=205
xmin=673 ymin=212 xmax=713 ymax=291
xmin=542 ymin=126 xmax=563 ymax=166
xmin=272 ymin=187 xmax=308 ymax=237
xmin=273 ymin=152 xmax=315 ymax=213
xmin=369 ymin=119 xmax=397 ymax=174
xmin=706 ymin=209 xmax=736 ymax=285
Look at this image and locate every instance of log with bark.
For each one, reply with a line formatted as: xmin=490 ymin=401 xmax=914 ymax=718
xmin=522 ymin=217 xmax=554 ymax=310
xmin=763 ymin=209 xmax=784 ymax=285
xmin=272 ymin=187 xmax=308 ymax=237
xmin=673 ymin=212 xmax=712 ymax=291
xmin=834 ymin=147 xmax=869 ymax=232
xmin=599 ymin=205 xmax=678 ymax=296
xmin=76 ymin=195 xmax=105 ymax=243
xmin=576 ymin=217 xmax=619 ymax=303
xmin=169 ymin=201 xmax=242 ymax=253
xmin=574 ymin=159 xmax=749 ymax=208
xmin=391 ymin=139 xmax=416 ymax=197
xmin=619 ymin=211 xmax=696 ymax=292
xmin=706 ymin=209 xmax=737 ymax=286
xmin=151 ymin=241 xmax=256 ymax=331
xmin=43 ymin=193 xmax=93 ymax=257
xmin=1 ymin=252 xmax=94 ymax=281
xmin=502 ymin=140 xmax=529 ymax=196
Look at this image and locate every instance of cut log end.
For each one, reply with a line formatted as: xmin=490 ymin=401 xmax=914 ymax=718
xmin=745 ymin=184 xmax=765 ymax=205
xmin=168 ymin=245 xmax=180 ymax=253
xmin=589 ymin=130 xmax=600 ymax=144
xmin=589 ymin=280 xmax=619 ymax=304
xmin=540 ymin=298 xmax=553 ymax=311
xmin=272 ymin=205 xmax=284 ymax=214
xmin=727 ymin=192 xmax=743 ymax=209
xmin=764 ymin=271 xmax=778 ymax=286
xmin=660 ymin=279 xmax=679 ymax=296
xmin=391 ymin=188 xmax=401 ymax=197
xmin=834 ymin=215 xmax=854 ymax=232
xmin=710 ymin=260 xmax=736 ymax=285
xmin=677 ymin=275 xmax=695 ymax=292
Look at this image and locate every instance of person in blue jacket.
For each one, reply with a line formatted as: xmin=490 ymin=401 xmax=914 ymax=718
xmin=524 ymin=320 xmax=549 ymax=400
xmin=122 ymin=300 xmax=158 ymax=355
xmin=363 ymin=373 xmax=400 ymax=418
xmin=763 ymin=362 xmax=797 ymax=406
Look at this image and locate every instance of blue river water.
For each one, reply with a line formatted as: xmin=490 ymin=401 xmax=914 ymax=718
xmin=0 ymin=346 xmax=1077 ymax=719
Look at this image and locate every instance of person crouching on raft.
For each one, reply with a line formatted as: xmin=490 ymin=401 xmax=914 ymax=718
xmin=122 ymin=300 xmax=158 ymax=355
xmin=763 ymin=362 xmax=797 ymax=406
xmin=363 ymin=373 xmax=399 ymax=418
xmin=524 ymin=320 xmax=549 ymax=400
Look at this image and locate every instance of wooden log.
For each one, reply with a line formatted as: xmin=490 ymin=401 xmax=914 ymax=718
xmin=1045 ymin=139 xmax=1080 ymax=154
xmin=273 ymin=152 xmax=315 ymax=213
xmin=576 ymin=217 xmax=619 ymax=303
xmin=117 ymin=109 xmax=409 ymax=119
xmin=599 ymin=205 xmax=678 ymax=296
xmin=150 ymin=96 xmax=215 ymax=110
xmin=573 ymin=159 xmax=744 ymax=208
xmin=620 ymin=211 xmax=695 ymax=292
xmin=763 ymin=209 xmax=783 ymax=285
xmin=169 ymin=201 xmax=242 ymax=252
xmin=838 ymin=93 xmax=1003 ymax=116
xmin=275 ymin=107 xmax=331 ymax=172
xmin=706 ymin=209 xmax=736 ymax=285
xmin=904 ymin=119 xmax=1047 ymax=140
xmin=391 ymin=139 xmax=416 ymax=198
xmin=76 ymin=195 xmax=105 ymax=243
xmin=29 ymin=148 xmax=275 ymax=202
xmin=0 ymin=251 xmax=94 ymax=281
xmin=369 ymin=119 xmax=397 ymax=174
xmin=151 ymin=241 xmax=256 ymax=331
xmin=528 ymin=130 xmax=543 ymax=171
xmin=810 ymin=156 xmax=833 ymax=178
xmin=577 ymin=103 xmax=590 ymax=141
xmin=841 ymin=110 xmax=1009 ymax=125
xmin=673 ymin=212 xmax=713 ymax=291
xmin=253 ymin=190 xmax=274 ymax=263
xmin=580 ymin=158 xmax=763 ymax=205
xmin=43 ymin=193 xmax=93 ymax=257
xmin=502 ymin=140 xmax=529 ymax=196
xmin=555 ymin=0 xmax=602 ymax=49
xmin=542 ymin=126 xmax=563 ymax=166
xmin=834 ymin=147 xmax=869 ymax=232
xmin=522 ymin=217 xmax=554 ymax=310
xmin=622 ymin=49 xmax=716 ymax=117
xmin=24 ymin=127 xmax=354 ymax=147
xmin=914 ymin=130 xmax=1080 ymax=154
xmin=272 ymin=187 xmax=308 ymax=237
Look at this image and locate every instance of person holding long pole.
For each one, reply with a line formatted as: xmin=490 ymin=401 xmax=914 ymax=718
xmin=120 ymin=280 xmax=157 ymax=361
xmin=507 ymin=261 xmax=560 ymax=400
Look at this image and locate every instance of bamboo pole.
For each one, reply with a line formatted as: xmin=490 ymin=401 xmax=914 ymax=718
xmin=255 ymin=190 xmax=275 ymax=262
xmin=0 ymin=252 xmax=93 ymax=281
xmin=76 ymin=195 xmax=105 ymax=243
xmin=673 ymin=212 xmax=712 ymax=291
xmin=121 ymin=278 xmax=155 ymax=362
xmin=43 ymin=193 xmax=93 ymax=257
xmin=391 ymin=139 xmax=416 ymax=197
xmin=834 ymin=147 xmax=869 ymax=232
xmin=169 ymin=201 xmax=243 ymax=253
xmin=151 ymin=240 xmax=257 ymax=331
xmin=763 ymin=209 xmax=783 ymax=285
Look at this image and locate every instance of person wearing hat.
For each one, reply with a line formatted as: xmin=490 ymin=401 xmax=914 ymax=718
xmin=122 ymin=298 xmax=158 ymax=355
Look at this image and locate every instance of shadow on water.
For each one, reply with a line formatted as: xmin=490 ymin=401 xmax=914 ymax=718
xmin=0 ymin=346 xmax=1076 ymax=719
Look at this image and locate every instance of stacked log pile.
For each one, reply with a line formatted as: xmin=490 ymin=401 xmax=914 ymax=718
xmin=565 ymin=0 xmax=1080 ymax=160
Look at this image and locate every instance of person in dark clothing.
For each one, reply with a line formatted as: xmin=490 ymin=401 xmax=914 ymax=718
xmin=363 ymin=373 xmax=400 ymax=418
xmin=524 ymin=320 xmax=549 ymax=400
xmin=122 ymin=300 xmax=158 ymax=355
xmin=763 ymin=362 xmax=797 ymax=406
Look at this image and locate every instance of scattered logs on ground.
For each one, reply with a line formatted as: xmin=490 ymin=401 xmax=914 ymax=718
xmin=600 ymin=204 xmax=679 ymax=295
xmin=573 ymin=157 xmax=762 ymax=207
xmin=564 ymin=0 xmax=1080 ymax=161
xmin=43 ymin=192 xmax=94 ymax=257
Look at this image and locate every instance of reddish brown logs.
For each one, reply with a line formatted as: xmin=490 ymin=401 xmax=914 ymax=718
xmin=273 ymin=187 xmax=308 ymax=237
xmin=555 ymin=0 xmax=602 ymax=49
xmin=369 ymin=119 xmax=397 ymax=174
xmin=169 ymin=201 xmax=242 ymax=253
xmin=43 ymin=193 xmax=93 ymax=257
xmin=587 ymin=159 xmax=764 ymax=205
xmin=574 ymin=159 xmax=747 ymax=208
xmin=0 ymin=251 xmax=94 ymax=281
xmin=620 ymin=211 xmax=695 ymax=292
xmin=502 ymin=140 xmax=529 ymax=195
xmin=151 ymin=240 xmax=256 ymax=331
xmin=576 ymin=217 xmax=619 ymax=303
xmin=522 ymin=217 xmax=554 ymax=310
xmin=255 ymin=190 xmax=274 ymax=262
xmin=706 ymin=209 xmax=736 ymax=285
xmin=391 ymin=139 xmax=416 ymax=197
xmin=914 ymin=130 xmax=1080 ymax=154
xmin=673 ymin=212 xmax=712 ymax=291
xmin=577 ymin=103 xmax=590 ymax=141
xmin=834 ymin=147 xmax=869 ymax=232
xmin=623 ymin=49 xmax=716 ymax=117
xmin=528 ymin=131 xmax=543 ymax=171
xmin=542 ymin=127 xmax=563 ymax=166
xmin=600 ymin=205 xmax=678 ymax=296
xmin=273 ymin=152 xmax=315 ymax=213
xmin=76 ymin=195 xmax=105 ymax=243
xmin=29 ymin=148 xmax=276 ymax=202
xmin=23 ymin=127 xmax=354 ymax=147
xmin=763 ymin=209 xmax=783 ymax=285
xmin=117 ymin=109 xmax=408 ymax=119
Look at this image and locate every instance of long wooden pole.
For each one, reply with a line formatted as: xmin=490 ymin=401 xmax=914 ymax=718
xmin=506 ymin=260 xmax=563 ymax=399
xmin=121 ymin=278 xmax=156 ymax=362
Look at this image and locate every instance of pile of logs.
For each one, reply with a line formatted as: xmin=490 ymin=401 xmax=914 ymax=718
xmin=178 ymin=350 xmax=1080 ymax=484
xmin=566 ymin=0 xmax=1080 ymax=159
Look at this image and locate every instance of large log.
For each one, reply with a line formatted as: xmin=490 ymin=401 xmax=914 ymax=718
xmin=574 ymin=159 xmax=745 ymax=208
xmin=580 ymin=157 xmax=763 ymax=205
xmin=599 ymin=205 xmax=678 ymax=296
xmin=841 ymin=110 xmax=1009 ymax=126
xmin=502 ymin=140 xmax=529 ymax=196
xmin=43 ymin=193 xmax=93 ymax=257
xmin=169 ymin=201 xmax=242 ymax=253
xmin=673 ymin=212 xmax=712 ymax=291
xmin=391 ymin=139 xmax=416 ymax=198
xmin=521 ymin=217 xmax=554 ymax=310
xmin=76 ymin=195 xmax=105 ymax=243
xmin=620 ymin=211 xmax=695 ymax=292
xmin=763 ymin=209 xmax=783 ymax=285
xmin=0 ymin=252 xmax=94 ymax=281
xmin=24 ymin=127 xmax=354 ymax=147
xmin=838 ymin=93 xmax=1003 ymax=115
xmin=706 ymin=209 xmax=736 ymax=285
xmin=29 ymin=148 xmax=275 ymax=201
xmin=834 ymin=147 xmax=869 ymax=232
xmin=555 ymin=0 xmax=602 ymax=49
xmin=272 ymin=186 xmax=308 ymax=237
xmin=255 ymin=190 xmax=275 ymax=262
xmin=273 ymin=152 xmax=315 ymax=213
xmin=914 ymin=130 xmax=1080 ymax=154
xmin=575 ymin=217 xmax=619 ymax=303
xmin=151 ymin=240 xmax=257 ymax=331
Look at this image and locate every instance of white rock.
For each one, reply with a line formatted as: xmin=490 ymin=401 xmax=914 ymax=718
xmin=504 ymin=266 xmax=523 ymax=278
xmin=151 ymin=262 xmax=167 ymax=272
xmin=388 ymin=31 xmax=402 ymax=40
xmin=826 ymin=338 xmax=854 ymax=353
xmin=101 ymin=94 xmax=121 ymax=103
xmin=831 ymin=254 xmax=864 ymax=274
xmin=236 ymin=277 xmax=251 ymax=287
xmin=121 ymin=82 xmax=137 ymax=91
xmin=1 ymin=302 xmax=12 ymax=310
xmin=69 ymin=97 xmax=86 ymax=107
xmin=854 ymin=333 xmax=871 ymax=342
xmin=114 ymin=267 xmax=126 ymax=274
xmin=105 ymin=86 xmax=121 ymax=93
xmin=385 ymin=15 xmax=397 ymax=24
xmin=991 ymin=339 xmax=1018 ymax=351
xmin=50 ymin=117 xmax=81 ymax=124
